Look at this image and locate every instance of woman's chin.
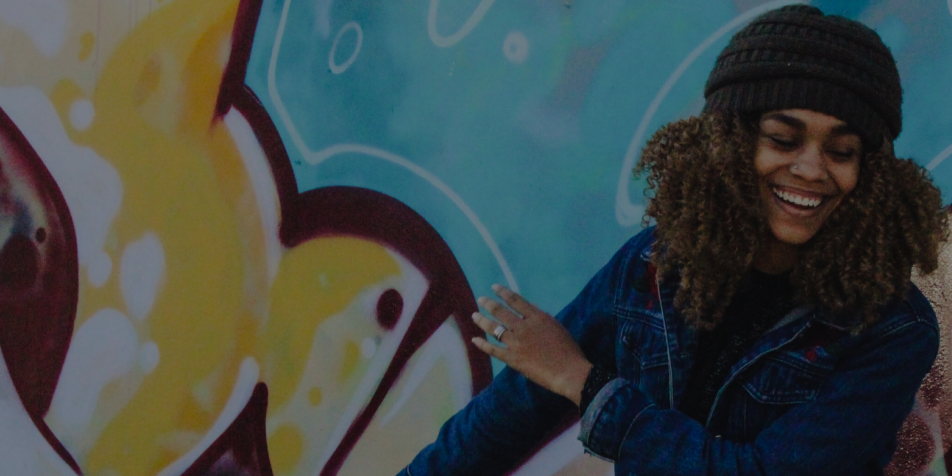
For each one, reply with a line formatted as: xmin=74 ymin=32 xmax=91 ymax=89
xmin=769 ymin=224 xmax=818 ymax=247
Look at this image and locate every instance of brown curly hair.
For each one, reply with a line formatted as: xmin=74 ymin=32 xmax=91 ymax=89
xmin=635 ymin=112 xmax=948 ymax=330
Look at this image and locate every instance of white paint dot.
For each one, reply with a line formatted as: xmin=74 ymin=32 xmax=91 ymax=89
xmin=68 ymin=98 xmax=94 ymax=131
xmin=120 ymin=232 xmax=165 ymax=320
xmin=87 ymin=251 xmax=112 ymax=287
xmin=328 ymin=21 xmax=363 ymax=74
xmin=139 ymin=341 xmax=159 ymax=373
xmin=503 ymin=31 xmax=529 ymax=64
xmin=360 ymin=337 xmax=377 ymax=359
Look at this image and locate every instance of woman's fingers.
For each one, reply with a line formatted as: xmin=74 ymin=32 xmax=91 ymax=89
xmin=471 ymin=312 xmax=510 ymax=342
xmin=471 ymin=336 xmax=508 ymax=361
xmin=492 ymin=284 xmax=542 ymax=318
xmin=477 ymin=296 xmax=522 ymax=328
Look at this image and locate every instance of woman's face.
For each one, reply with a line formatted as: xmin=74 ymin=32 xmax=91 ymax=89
xmin=755 ymin=109 xmax=862 ymax=246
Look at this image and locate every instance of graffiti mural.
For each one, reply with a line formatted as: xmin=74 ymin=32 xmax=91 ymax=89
xmin=0 ymin=0 xmax=950 ymax=475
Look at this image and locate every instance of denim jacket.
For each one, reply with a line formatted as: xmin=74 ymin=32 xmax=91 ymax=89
xmin=401 ymin=227 xmax=939 ymax=475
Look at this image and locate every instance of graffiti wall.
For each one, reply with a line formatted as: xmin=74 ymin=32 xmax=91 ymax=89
xmin=0 ymin=0 xmax=950 ymax=475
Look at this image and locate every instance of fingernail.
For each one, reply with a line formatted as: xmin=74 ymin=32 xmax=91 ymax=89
xmin=477 ymin=296 xmax=487 ymax=305
xmin=491 ymin=284 xmax=503 ymax=292
xmin=471 ymin=312 xmax=480 ymax=321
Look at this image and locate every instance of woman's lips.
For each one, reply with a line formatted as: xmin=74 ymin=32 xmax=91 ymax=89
xmin=771 ymin=186 xmax=824 ymax=208
xmin=769 ymin=186 xmax=830 ymax=217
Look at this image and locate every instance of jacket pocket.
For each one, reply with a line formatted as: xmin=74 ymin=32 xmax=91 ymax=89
xmin=736 ymin=348 xmax=837 ymax=439
xmin=617 ymin=310 xmax=670 ymax=401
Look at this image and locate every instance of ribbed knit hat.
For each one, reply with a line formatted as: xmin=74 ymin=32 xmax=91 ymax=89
xmin=703 ymin=5 xmax=902 ymax=148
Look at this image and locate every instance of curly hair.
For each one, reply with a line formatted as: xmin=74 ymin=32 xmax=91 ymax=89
xmin=635 ymin=112 xmax=948 ymax=330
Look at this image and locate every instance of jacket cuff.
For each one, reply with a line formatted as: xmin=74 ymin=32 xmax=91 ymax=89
xmin=578 ymin=378 xmax=655 ymax=460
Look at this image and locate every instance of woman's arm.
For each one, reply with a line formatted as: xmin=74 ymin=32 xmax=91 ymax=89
xmin=478 ymin=284 xmax=938 ymax=475
xmin=399 ymin=231 xmax=650 ymax=476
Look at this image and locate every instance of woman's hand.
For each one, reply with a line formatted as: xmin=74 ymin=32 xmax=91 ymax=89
xmin=470 ymin=284 xmax=593 ymax=406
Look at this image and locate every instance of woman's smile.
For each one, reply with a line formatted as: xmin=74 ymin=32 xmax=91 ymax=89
xmin=755 ymin=109 xmax=862 ymax=247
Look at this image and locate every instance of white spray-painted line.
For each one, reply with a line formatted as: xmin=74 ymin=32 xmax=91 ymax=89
xmin=378 ymin=321 xmax=472 ymax=426
xmin=155 ymin=358 xmax=260 ymax=476
xmin=307 ymin=144 xmax=519 ymax=292
xmin=925 ymin=142 xmax=952 ymax=171
xmin=329 ymin=21 xmax=363 ymax=74
xmin=427 ymin=0 xmax=497 ymax=48
xmin=267 ymin=2 xmax=518 ymax=292
xmin=0 ymin=351 xmax=77 ymax=476
xmin=224 ymin=109 xmax=283 ymax=284
xmin=313 ymin=253 xmax=426 ymax=472
xmin=614 ymin=0 xmax=806 ymax=227
xmin=510 ymin=422 xmax=585 ymax=476
xmin=948 ymin=0 xmax=952 ymax=18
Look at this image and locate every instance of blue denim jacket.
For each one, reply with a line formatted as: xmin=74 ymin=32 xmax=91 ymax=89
xmin=401 ymin=227 xmax=939 ymax=475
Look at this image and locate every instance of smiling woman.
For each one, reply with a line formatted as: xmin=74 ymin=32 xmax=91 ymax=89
xmin=400 ymin=5 xmax=949 ymax=476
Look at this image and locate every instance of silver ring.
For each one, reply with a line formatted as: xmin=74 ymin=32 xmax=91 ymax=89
xmin=492 ymin=325 xmax=507 ymax=341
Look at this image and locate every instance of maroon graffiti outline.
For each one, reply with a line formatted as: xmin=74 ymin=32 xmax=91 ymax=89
xmin=209 ymin=0 xmax=494 ymax=474
xmin=0 ymin=106 xmax=82 ymax=474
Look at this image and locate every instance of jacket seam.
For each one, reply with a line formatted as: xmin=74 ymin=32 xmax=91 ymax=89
xmin=618 ymin=402 xmax=657 ymax=459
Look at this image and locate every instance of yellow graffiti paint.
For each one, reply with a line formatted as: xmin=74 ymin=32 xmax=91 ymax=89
xmin=266 ymin=237 xmax=401 ymax=409
xmin=76 ymin=0 xmax=248 ymax=474
xmin=308 ymin=387 xmax=323 ymax=406
xmin=268 ymin=425 xmax=305 ymax=475
xmin=79 ymin=32 xmax=96 ymax=61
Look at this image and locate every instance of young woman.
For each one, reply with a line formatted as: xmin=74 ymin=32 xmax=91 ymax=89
xmin=400 ymin=5 xmax=948 ymax=475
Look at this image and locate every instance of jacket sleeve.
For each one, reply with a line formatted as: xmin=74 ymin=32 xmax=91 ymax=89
xmin=578 ymin=291 xmax=939 ymax=476
xmin=399 ymin=231 xmax=653 ymax=476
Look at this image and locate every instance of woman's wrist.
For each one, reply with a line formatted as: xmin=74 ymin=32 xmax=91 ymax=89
xmin=578 ymin=364 xmax=617 ymax=415
xmin=559 ymin=359 xmax=593 ymax=406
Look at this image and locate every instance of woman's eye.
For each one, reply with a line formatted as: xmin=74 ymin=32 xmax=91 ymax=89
xmin=767 ymin=135 xmax=797 ymax=148
xmin=828 ymin=149 xmax=857 ymax=161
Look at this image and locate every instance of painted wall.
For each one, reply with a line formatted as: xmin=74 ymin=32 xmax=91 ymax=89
xmin=0 ymin=0 xmax=950 ymax=475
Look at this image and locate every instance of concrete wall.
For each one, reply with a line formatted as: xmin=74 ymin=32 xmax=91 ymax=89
xmin=0 ymin=0 xmax=950 ymax=474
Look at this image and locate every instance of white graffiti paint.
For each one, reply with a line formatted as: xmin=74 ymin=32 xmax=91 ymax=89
xmin=268 ymin=1 xmax=519 ymax=292
xmin=87 ymin=252 xmax=112 ymax=287
xmin=155 ymin=358 xmax=260 ymax=476
xmin=0 ymin=352 xmax=77 ymax=476
xmin=46 ymin=309 xmax=138 ymax=454
xmin=428 ymin=0 xmax=497 ymax=48
xmin=315 ymin=251 xmax=429 ymax=470
xmin=949 ymin=0 xmax=952 ymax=18
xmin=926 ymin=142 xmax=952 ymax=171
xmin=503 ymin=31 xmax=529 ymax=64
xmin=614 ymin=0 xmax=805 ymax=227
xmin=120 ymin=231 xmax=165 ymax=321
xmin=139 ymin=341 xmax=160 ymax=374
xmin=223 ymin=108 xmax=282 ymax=283
xmin=0 ymin=86 xmax=124 ymax=288
xmin=329 ymin=21 xmax=362 ymax=75
xmin=68 ymin=98 xmax=94 ymax=131
xmin=380 ymin=321 xmax=473 ymax=426
xmin=360 ymin=336 xmax=378 ymax=359
xmin=0 ymin=0 xmax=67 ymax=57
xmin=379 ymin=321 xmax=472 ymax=426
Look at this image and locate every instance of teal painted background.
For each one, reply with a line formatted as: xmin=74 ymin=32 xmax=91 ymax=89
xmin=246 ymin=0 xmax=952 ymax=344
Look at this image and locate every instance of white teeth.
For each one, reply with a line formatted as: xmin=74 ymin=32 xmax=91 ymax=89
xmin=773 ymin=188 xmax=822 ymax=208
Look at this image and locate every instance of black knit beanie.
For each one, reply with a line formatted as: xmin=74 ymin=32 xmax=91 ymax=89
xmin=703 ymin=5 xmax=902 ymax=148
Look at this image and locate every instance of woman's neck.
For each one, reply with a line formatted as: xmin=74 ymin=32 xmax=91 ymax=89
xmin=753 ymin=237 xmax=798 ymax=274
